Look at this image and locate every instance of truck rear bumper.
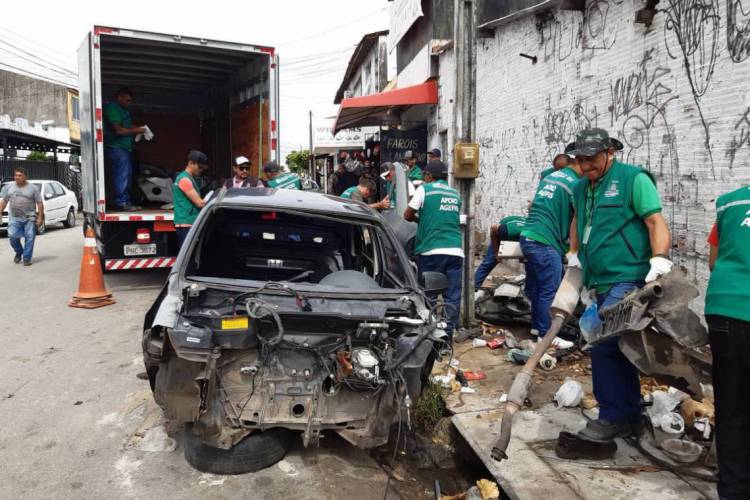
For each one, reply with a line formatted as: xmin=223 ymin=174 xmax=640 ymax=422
xmin=104 ymin=257 xmax=176 ymax=271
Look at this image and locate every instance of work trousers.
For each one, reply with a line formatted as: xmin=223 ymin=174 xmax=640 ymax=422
xmin=417 ymin=254 xmax=463 ymax=337
xmin=705 ymin=314 xmax=750 ymax=500
xmin=591 ymin=282 xmax=643 ymax=424
xmin=106 ymin=147 xmax=133 ymax=208
xmin=474 ymin=224 xmax=510 ymax=289
xmin=8 ymin=219 xmax=36 ymax=262
xmin=175 ymin=227 xmax=191 ymax=251
xmin=519 ymin=237 xmax=562 ymax=335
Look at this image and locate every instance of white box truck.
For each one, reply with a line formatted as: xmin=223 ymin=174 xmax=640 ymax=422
xmin=78 ymin=26 xmax=279 ymax=271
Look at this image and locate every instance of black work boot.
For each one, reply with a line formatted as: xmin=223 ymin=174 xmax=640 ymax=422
xmin=14 ymin=253 xmax=22 ymax=264
xmin=577 ymin=418 xmax=635 ymax=443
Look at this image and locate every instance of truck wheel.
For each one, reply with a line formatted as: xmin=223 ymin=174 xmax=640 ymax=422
xmin=183 ymin=424 xmax=292 ymax=475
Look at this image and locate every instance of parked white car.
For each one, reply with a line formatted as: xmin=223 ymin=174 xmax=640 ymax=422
xmin=1 ymin=180 xmax=79 ymax=235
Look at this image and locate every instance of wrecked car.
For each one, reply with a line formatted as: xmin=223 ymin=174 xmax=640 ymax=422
xmin=142 ymin=187 xmax=447 ymax=473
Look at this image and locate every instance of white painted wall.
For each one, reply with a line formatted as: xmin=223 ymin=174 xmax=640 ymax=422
xmin=473 ymin=0 xmax=750 ymax=303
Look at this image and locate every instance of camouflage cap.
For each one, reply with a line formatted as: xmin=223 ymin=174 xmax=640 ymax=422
xmin=568 ymin=128 xmax=624 ymax=157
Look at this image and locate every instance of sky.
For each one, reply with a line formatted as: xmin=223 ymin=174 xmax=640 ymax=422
xmin=0 ymin=0 xmax=389 ymax=158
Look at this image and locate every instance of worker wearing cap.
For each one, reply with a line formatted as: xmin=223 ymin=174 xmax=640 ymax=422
xmin=173 ymin=150 xmax=209 ymax=250
xmin=404 ymin=160 xmax=463 ymax=340
xmin=404 ymin=150 xmax=423 ymax=182
xmin=519 ymin=147 xmax=581 ymax=350
xmin=427 ymin=148 xmax=442 ymax=163
xmin=474 ymin=215 xmax=526 ymax=292
xmin=225 ymin=156 xmax=263 ymax=188
xmin=340 ymin=178 xmax=390 ymax=209
xmin=705 ymin=185 xmax=750 ymax=499
xmin=263 ymin=161 xmax=301 ymax=190
xmin=567 ymin=128 xmax=672 ymax=442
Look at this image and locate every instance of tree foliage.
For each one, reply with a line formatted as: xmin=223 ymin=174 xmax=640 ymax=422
xmin=26 ymin=151 xmax=51 ymax=162
xmin=285 ymin=150 xmax=310 ymax=174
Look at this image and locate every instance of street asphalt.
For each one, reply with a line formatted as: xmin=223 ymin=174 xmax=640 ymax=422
xmin=0 ymin=220 xmax=400 ymax=499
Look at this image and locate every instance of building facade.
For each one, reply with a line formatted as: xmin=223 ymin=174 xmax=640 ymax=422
xmin=472 ymin=0 xmax=750 ymax=300
xmin=0 ymin=69 xmax=79 ymax=145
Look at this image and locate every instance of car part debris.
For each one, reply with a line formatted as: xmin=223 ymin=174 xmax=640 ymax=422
xmin=491 ymin=267 xmax=583 ymax=461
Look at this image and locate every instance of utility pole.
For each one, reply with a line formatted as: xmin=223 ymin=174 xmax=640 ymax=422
xmin=308 ymin=110 xmax=314 ymax=180
xmin=454 ymin=0 xmax=477 ymax=329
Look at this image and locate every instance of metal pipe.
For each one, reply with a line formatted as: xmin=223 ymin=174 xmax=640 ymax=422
xmin=491 ymin=313 xmax=566 ymax=461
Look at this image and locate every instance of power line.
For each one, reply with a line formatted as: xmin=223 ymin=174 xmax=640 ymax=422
xmin=0 ymin=61 xmax=72 ymax=88
xmin=278 ymin=6 xmax=387 ymax=47
xmin=0 ymin=39 xmax=76 ymax=76
xmin=0 ymin=25 xmax=77 ymax=66
xmin=0 ymin=44 xmax=77 ymax=83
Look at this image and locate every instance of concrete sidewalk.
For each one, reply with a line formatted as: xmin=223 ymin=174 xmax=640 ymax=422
xmin=439 ymin=334 xmax=718 ymax=500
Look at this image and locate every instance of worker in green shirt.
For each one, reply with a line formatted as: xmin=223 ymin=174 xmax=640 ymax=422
xmin=404 ymin=150 xmax=423 ymax=183
xmin=539 ymin=151 xmax=572 ymax=180
xmin=567 ymin=128 xmax=672 ymax=442
xmin=173 ymin=150 xmax=208 ymax=250
xmin=404 ymin=160 xmax=462 ymax=340
xmin=473 ymin=215 xmax=525 ymax=291
xmin=705 ymin=185 xmax=750 ymax=499
xmin=263 ymin=162 xmax=302 ymax=190
xmin=340 ymin=178 xmax=390 ymax=209
xmin=103 ymin=87 xmax=150 ymax=211
xmin=518 ymin=150 xmax=582 ymax=350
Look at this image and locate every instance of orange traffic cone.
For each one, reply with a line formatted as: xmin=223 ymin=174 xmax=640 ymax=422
xmin=69 ymin=227 xmax=116 ymax=309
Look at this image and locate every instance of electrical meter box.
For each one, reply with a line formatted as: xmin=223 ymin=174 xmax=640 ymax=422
xmin=453 ymin=143 xmax=480 ymax=178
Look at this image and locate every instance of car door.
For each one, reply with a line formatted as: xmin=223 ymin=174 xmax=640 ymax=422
xmin=41 ymin=182 xmax=63 ymax=222
xmin=52 ymin=182 xmax=71 ymax=221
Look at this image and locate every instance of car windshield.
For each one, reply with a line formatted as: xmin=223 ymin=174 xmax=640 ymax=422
xmin=183 ymin=207 xmax=412 ymax=291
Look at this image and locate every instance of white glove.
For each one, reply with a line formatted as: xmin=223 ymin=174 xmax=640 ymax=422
xmin=645 ymin=256 xmax=673 ymax=283
xmin=565 ymin=251 xmax=581 ymax=269
xmin=143 ymin=125 xmax=154 ymax=141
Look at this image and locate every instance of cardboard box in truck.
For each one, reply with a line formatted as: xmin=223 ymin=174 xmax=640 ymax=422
xmin=78 ymin=26 xmax=279 ymax=271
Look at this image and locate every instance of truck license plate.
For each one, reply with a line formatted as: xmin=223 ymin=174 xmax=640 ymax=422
xmin=124 ymin=243 xmax=157 ymax=256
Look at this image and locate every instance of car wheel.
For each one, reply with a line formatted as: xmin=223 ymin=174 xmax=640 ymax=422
xmin=63 ymin=208 xmax=76 ymax=228
xmin=183 ymin=424 xmax=292 ymax=475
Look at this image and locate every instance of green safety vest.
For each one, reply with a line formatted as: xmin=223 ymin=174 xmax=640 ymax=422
xmin=173 ymin=171 xmax=201 ymax=226
xmin=267 ymin=172 xmax=301 ymax=190
xmin=705 ymin=185 xmax=750 ymax=322
xmin=521 ymin=166 xmax=580 ymax=256
xmin=340 ymin=186 xmax=358 ymax=199
xmin=540 ymin=166 xmax=555 ymax=180
xmin=414 ymin=180 xmax=462 ymax=254
xmin=573 ymin=160 xmax=654 ymax=289
xmin=500 ymin=215 xmax=525 ymax=239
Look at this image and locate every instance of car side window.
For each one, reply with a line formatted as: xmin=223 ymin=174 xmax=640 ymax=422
xmin=43 ymin=183 xmax=55 ymax=198
xmin=52 ymin=183 xmax=65 ymax=196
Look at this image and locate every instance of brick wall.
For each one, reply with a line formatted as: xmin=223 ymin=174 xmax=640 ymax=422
xmin=473 ymin=0 xmax=750 ymax=308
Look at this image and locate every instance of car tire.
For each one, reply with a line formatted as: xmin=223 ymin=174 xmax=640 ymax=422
xmin=63 ymin=208 xmax=76 ymax=228
xmin=183 ymin=424 xmax=292 ymax=475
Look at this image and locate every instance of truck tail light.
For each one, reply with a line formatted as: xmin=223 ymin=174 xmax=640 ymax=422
xmin=136 ymin=228 xmax=151 ymax=244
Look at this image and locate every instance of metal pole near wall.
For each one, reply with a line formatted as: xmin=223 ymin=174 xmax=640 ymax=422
xmin=454 ymin=0 xmax=478 ymax=328
xmin=308 ymin=110 xmax=314 ymax=180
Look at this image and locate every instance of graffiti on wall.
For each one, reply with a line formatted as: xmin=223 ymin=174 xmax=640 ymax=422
xmin=725 ymin=107 xmax=750 ymax=170
xmin=726 ymin=0 xmax=750 ymax=62
xmin=663 ymin=0 xmax=720 ymax=176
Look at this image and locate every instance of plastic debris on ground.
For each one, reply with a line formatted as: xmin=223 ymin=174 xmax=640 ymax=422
xmin=499 ymin=393 xmax=508 ymax=403
xmin=539 ymin=352 xmax=557 ymax=371
xmin=460 ymin=387 xmax=476 ymax=394
xmin=554 ymin=378 xmax=584 ymax=407
xmin=506 ymin=348 xmax=532 ymax=364
xmin=503 ymin=331 xmax=519 ymax=349
xmin=440 ymin=478 xmax=500 ymax=500
xmin=472 ymin=338 xmax=487 ymax=348
xmin=462 ymin=370 xmax=487 ymax=381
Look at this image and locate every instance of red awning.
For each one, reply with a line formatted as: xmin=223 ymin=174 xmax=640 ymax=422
xmin=333 ymin=80 xmax=438 ymax=134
